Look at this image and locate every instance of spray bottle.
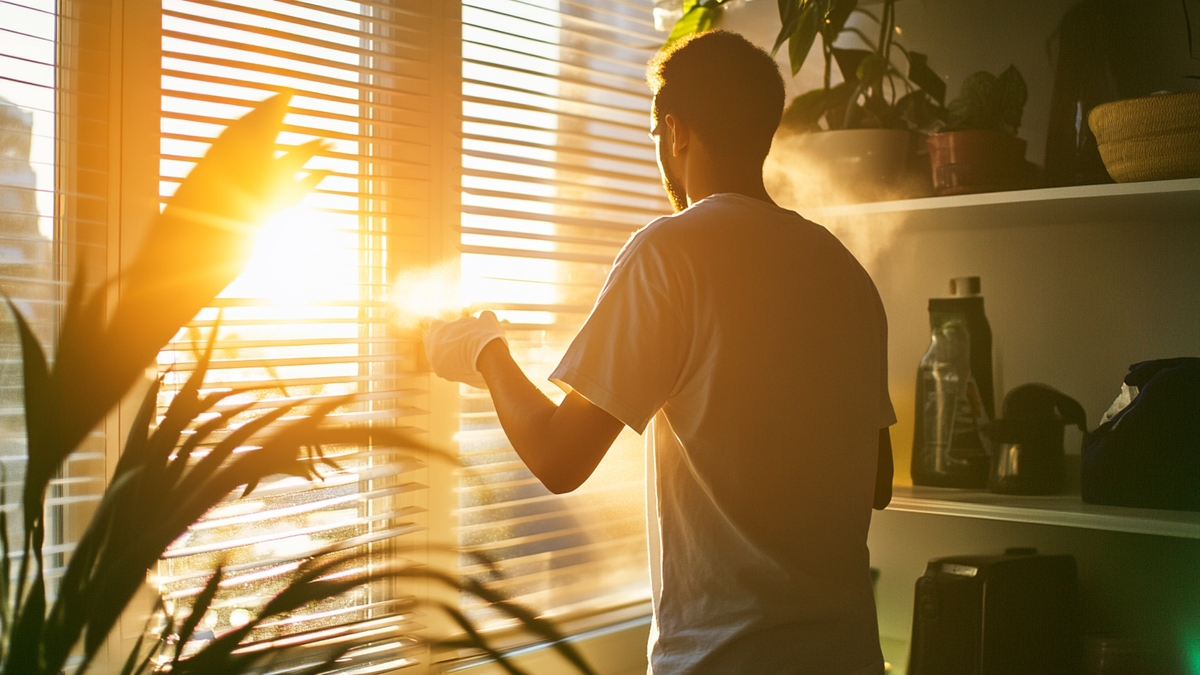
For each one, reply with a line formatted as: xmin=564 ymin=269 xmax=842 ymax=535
xmin=911 ymin=277 xmax=995 ymax=488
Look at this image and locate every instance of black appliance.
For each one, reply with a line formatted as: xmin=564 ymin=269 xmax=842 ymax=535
xmin=908 ymin=549 xmax=1078 ymax=675
xmin=987 ymin=384 xmax=1088 ymax=495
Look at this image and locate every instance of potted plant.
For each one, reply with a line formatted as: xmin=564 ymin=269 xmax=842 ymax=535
xmin=664 ymin=0 xmax=947 ymax=203
xmin=771 ymin=0 xmax=948 ymax=202
xmin=926 ymin=65 xmax=1032 ymax=195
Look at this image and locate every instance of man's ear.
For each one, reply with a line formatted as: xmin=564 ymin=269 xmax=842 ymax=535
xmin=665 ymin=113 xmax=689 ymax=157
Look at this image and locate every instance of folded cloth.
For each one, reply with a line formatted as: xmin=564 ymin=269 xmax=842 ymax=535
xmin=423 ymin=311 xmax=507 ymax=389
xmin=1082 ymin=358 xmax=1200 ymax=511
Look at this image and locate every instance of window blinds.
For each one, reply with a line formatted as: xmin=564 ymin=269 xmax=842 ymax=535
xmin=0 ymin=0 xmax=107 ymax=595
xmin=156 ymin=0 xmax=441 ymax=668
xmin=458 ymin=0 xmax=667 ymax=624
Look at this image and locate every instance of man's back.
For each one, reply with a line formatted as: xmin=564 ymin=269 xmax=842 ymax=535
xmin=428 ymin=30 xmax=893 ymax=675
xmin=552 ymin=193 xmax=893 ymax=674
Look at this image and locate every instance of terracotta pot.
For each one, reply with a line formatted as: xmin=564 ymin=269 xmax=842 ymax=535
xmin=927 ymin=130 xmax=1027 ymax=196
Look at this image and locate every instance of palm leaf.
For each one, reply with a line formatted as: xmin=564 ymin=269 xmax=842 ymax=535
xmin=3 ymin=575 xmax=44 ymax=674
xmin=42 ymin=468 xmax=144 ymax=673
xmin=4 ymin=298 xmax=50 ymax=526
xmin=435 ymin=602 xmax=530 ymax=675
xmin=172 ymin=567 xmax=224 ymax=667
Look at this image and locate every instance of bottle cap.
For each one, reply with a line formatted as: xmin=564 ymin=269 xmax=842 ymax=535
xmin=950 ymin=276 xmax=981 ymax=297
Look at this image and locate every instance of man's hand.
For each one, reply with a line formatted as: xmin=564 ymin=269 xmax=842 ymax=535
xmin=423 ymin=311 xmax=507 ymax=388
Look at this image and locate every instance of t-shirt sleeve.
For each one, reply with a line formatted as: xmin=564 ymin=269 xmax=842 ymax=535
xmin=550 ymin=237 xmax=686 ymax=435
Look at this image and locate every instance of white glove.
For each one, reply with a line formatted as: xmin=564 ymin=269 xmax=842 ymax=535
xmin=423 ymin=311 xmax=507 ymax=389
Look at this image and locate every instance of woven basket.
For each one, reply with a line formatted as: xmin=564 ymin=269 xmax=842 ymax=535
xmin=1088 ymin=90 xmax=1200 ymax=182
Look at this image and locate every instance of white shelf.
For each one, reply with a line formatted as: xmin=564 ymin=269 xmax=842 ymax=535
xmin=808 ymin=178 xmax=1200 ymax=230
xmin=887 ymin=485 xmax=1200 ymax=540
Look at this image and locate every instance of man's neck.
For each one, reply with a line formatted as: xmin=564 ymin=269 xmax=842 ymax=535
xmin=681 ymin=147 xmax=775 ymax=207
xmin=686 ymin=173 xmax=774 ymax=207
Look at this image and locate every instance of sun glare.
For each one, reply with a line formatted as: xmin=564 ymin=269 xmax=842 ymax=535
xmin=222 ymin=203 xmax=358 ymax=306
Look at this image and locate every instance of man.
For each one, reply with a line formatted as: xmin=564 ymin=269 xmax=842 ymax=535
xmin=424 ymin=30 xmax=895 ymax=675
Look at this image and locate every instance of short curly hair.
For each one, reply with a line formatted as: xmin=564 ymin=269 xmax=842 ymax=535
xmin=647 ymin=30 xmax=785 ymax=166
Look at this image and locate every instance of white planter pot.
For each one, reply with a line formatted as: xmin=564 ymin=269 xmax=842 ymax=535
xmin=766 ymin=128 xmax=918 ymax=207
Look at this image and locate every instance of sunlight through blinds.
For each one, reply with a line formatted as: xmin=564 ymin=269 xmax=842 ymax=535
xmin=458 ymin=0 xmax=668 ymax=626
xmin=0 ymin=0 xmax=107 ymax=595
xmin=155 ymin=0 xmax=439 ymax=669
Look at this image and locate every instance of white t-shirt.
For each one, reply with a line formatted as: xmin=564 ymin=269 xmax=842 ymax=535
xmin=550 ymin=193 xmax=895 ymax=675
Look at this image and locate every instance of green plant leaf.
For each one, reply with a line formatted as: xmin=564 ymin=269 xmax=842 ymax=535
xmin=44 ymin=468 xmax=141 ymax=667
xmin=121 ymin=329 xmax=218 ymax=488
xmin=665 ymin=1 xmax=716 ymax=47
xmin=996 ymin=64 xmax=1027 ymax=134
xmin=5 ymin=575 xmax=45 ymax=674
xmin=5 ymin=297 xmax=52 ymax=531
xmin=862 ymin=93 xmax=901 ymax=129
xmin=787 ymin=5 xmax=820 ymax=76
xmin=0 ymin=505 xmax=9 ymax=642
xmin=118 ymin=597 xmax=174 ymax=675
xmin=108 ymin=376 xmax=162 ymax=485
xmin=173 ymin=567 xmax=223 ymax=666
xmin=895 ymin=90 xmax=947 ymax=133
xmin=906 ymin=51 xmax=945 ymax=106
xmin=833 ymin=48 xmax=872 ymax=84
xmin=46 ymin=262 xmax=111 ymax=464
xmin=435 ymin=602 xmax=530 ymax=675
xmin=160 ymin=396 xmax=255 ymax=493
xmin=4 ymin=295 xmax=53 ymax=657
xmin=57 ymin=472 xmax=167 ymax=675
xmin=169 ymin=398 xmax=308 ymax=514
xmin=947 ymin=70 xmax=998 ymax=131
xmin=823 ymin=0 xmax=857 ymax=42
xmin=89 ymin=95 xmax=322 ymax=461
xmin=773 ymin=0 xmax=805 ymax=56
xmin=856 ymin=52 xmax=887 ymax=87
xmin=118 ymin=630 xmax=149 ymax=675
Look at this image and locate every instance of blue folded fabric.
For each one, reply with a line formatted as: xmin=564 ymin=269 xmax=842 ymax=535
xmin=1082 ymin=358 xmax=1200 ymax=511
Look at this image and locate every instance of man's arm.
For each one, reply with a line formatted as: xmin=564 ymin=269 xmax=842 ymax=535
xmin=476 ymin=339 xmax=625 ymax=494
xmin=874 ymin=427 xmax=893 ymax=510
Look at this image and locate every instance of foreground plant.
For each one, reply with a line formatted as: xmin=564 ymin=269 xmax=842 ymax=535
xmin=0 ymin=95 xmax=594 ymax=675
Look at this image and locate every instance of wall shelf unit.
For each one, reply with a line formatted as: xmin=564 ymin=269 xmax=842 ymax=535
xmin=887 ymin=486 xmax=1200 ymax=540
xmin=810 ymin=178 xmax=1200 ymax=230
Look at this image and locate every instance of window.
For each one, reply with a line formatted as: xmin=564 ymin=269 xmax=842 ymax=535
xmin=0 ymin=0 xmax=107 ymax=598
xmin=458 ymin=0 xmax=668 ymax=625
xmin=4 ymin=0 xmax=671 ymax=668
xmin=152 ymin=0 xmax=454 ymax=668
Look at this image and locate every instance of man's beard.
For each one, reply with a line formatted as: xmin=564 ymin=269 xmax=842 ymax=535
xmin=661 ymin=162 xmax=687 ymax=213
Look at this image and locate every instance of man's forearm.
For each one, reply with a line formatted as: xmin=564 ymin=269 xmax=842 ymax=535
xmin=475 ymin=339 xmax=561 ymax=480
xmin=475 ymin=339 xmax=623 ymax=494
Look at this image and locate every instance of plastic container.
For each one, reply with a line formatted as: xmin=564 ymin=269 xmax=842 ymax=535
xmin=911 ymin=277 xmax=995 ymax=488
